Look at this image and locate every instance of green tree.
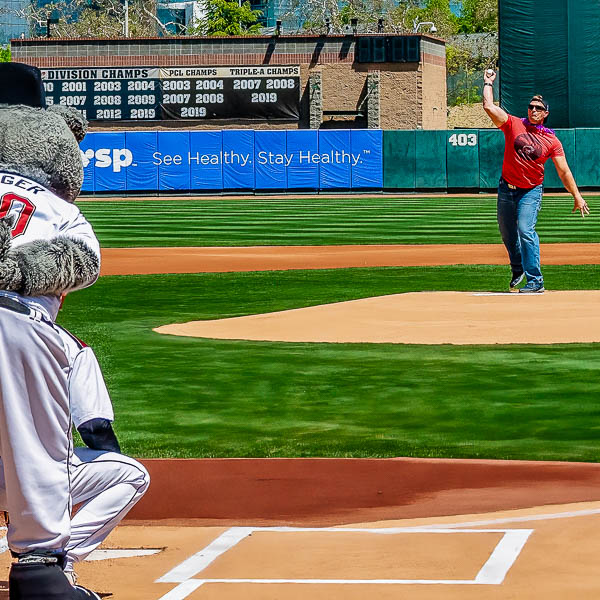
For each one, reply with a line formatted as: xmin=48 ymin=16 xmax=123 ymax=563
xmin=389 ymin=0 xmax=457 ymax=38
xmin=0 ymin=46 xmax=10 ymax=62
xmin=446 ymin=41 xmax=493 ymax=76
xmin=336 ymin=0 xmax=397 ymax=31
xmin=446 ymin=44 xmax=487 ymax=105
xmin=193 ymin=0 xmax=262 ymax=36
xmin=12 ymin=0 xmax=173 ymax=38
xmin=456 ymin=0 xmax=497 ymax=33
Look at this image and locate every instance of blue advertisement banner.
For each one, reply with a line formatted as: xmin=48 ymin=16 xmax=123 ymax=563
xmin=125 ymin=131 xmax=158 ymax=191
xmin=190 ymin=131 xmax=223 ymax=190
xmin=79 ymin=135 xmax=95 ymax=193
xmin=80 ymin=129 xmax=383 ymax=193
xmin=286 ymin=130 xmax=319 ymax=189
xmin=158 ymin=131 xmax=191 ymax=191
xmin=351 ymin=129 xmax=383 ymax=188
xmin=255 ymin=130 xmax=287 ymax=189
xmin=222 ymin=130 xmax=255 ymax=190
xmin=94 ymin=132 xmax=127 ymax=192
xmin=319 ymin=130 xmax=352 ymax=189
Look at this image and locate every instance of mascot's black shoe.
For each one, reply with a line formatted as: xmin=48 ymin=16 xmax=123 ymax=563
xmin=9 ymin=561 xmax=100 ymax=599
xmin=73 ymin=585 xmax=101 ymax=599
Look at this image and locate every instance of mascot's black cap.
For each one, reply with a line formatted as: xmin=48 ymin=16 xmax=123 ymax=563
xmin=0 ymin=63 xmax=46 ymax=107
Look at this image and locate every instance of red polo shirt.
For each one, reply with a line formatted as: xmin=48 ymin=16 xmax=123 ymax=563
xmin=500 ymin=115 xmax=564 ymax=188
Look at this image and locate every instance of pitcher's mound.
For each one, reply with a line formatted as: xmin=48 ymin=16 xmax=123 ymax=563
xmin=154 ymin=290 xmax=600 ymax=345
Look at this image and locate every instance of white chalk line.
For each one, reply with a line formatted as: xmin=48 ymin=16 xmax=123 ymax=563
xmin=163 ymin=578 xmax=500 ymax=586
xmin=155 ymin=527 xmax=532 ymax=599
xmin=155 ymin=580 xmax=205 ymax=599
xmin=420 ymin=506 xmax=600 ymax=530
xmin=85 ymin=548 xmax=162 ymax=560
xmin=154 ymin=505 xmax=600 ymax=599
xmin=1 ymin=508 xmax=596 ymax=598
xmin=156 ymin=527 xmax=253 ymax=583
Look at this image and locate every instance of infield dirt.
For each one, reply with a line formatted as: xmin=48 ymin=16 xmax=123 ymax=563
xmin=100 ymin=243 xmax=600 ymax=275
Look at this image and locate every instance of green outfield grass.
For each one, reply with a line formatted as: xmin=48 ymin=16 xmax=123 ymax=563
xmin=79 ymin=195 xmax=600 ymax=247
xmin=59 ymin=265 xmax=600 ymax=461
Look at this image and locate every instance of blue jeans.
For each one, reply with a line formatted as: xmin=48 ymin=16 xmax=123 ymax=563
xmin=497 ymin=178 xmax=543 ymax=288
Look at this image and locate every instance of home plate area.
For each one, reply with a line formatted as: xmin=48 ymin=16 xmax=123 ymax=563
xmin=2 ymin=502 xmax=599 ymax=599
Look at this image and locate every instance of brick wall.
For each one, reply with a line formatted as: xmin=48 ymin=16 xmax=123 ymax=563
xmin=379 ymin=64 xmax=420 ymax=130
xmin=421 ymin=61 xmax=447 ymax=130
xmin=11 ymin=34 xmax=446 ymax=130
xmin=420 ymin=38 xmax=447 ymax=130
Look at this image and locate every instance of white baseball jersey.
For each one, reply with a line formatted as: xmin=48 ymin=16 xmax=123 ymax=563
xmin=56 ymin=326 xmax=114 ymax=429
xmin=0 ymin=171 xmax=100 ymax=320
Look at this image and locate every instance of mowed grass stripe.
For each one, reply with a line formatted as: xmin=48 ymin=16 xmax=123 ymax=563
xmin=80 ymin=196 xmax=600 ymax=247
xmin=80 ymin=196 xmax=588 ymax=214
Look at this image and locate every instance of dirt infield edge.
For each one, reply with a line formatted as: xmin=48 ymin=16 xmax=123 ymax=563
xmin=126 ymin=457 xmax=600 ymax=526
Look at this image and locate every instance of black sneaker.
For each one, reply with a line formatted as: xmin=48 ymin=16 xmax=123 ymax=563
xmin=10 ymin=561 xmax=74 ymax=599
xmin=9 ymin=561 xmax=101 ymax=599
xmin=73 ymin=585 xmax=101 ymax=599
xmin=509 ymin=273 xmax=525 ymax=291
xmin=519 ymin=285 xmax=545 ymax=294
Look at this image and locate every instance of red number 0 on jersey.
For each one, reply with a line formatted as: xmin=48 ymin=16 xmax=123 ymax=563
xmin=0 ymin=193 xmax=36 ymax=238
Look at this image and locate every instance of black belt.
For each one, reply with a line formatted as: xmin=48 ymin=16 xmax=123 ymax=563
xmin=0 ymin=295 xmax=31 ymax=315
xmin=501 ymin=177 xmax=537 ymax=191
xmin=500 ymin=177 xmax=518 ymax=190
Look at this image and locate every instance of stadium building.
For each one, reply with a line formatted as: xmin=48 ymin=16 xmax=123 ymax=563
xmin=0 ymin=0 xmax=29 ymax=43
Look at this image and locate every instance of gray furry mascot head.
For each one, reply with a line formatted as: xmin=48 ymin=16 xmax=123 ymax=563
xmin=0 ymin=63 xmax=99 ymax=297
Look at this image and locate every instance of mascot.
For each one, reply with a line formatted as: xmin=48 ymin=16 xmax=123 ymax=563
xmin=0 ymin=63 xmax=102 ymax=599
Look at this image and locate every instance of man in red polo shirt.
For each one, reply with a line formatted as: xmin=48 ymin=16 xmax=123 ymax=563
xmin=482 ymin=69 xmax=589 ymax=293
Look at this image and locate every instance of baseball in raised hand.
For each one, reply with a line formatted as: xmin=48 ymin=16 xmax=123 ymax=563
xmin=484 ymin=69 xmax=496 ymax=83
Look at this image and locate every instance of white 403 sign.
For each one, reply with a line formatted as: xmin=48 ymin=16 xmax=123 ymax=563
xmin=448 ymin=133 xmax=478 ymax=147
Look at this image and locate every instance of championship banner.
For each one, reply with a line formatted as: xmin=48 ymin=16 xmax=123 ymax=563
xmin=41 ymin=65 xmax=301 ymax=122
xmin=41 ymin=67 xmax=160 ymax=121
xmin=159 ymin=65 xmax=300 ymax=120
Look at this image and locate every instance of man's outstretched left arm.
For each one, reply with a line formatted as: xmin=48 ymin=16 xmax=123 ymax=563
xmin=552 ymin=155 xmax=590 ymax=217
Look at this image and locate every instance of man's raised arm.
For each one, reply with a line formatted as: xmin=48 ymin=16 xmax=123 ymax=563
xmin=482 ymin=69 xmax=508 ymax=128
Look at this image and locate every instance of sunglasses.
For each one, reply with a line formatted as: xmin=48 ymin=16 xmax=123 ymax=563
xmin=528 ymin=104 xmax=547 ymax=112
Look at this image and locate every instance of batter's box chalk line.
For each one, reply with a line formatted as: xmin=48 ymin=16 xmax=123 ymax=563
xmin=154 ymin=506 xmax=600 ymax=599
xmin=154 ymin=525 xmax=532 ymax=599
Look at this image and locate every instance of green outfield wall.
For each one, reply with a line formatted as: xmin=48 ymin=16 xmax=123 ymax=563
xmin=383 ymin=128 xmax=600 ymax=192
xmin=499 ymin=0 xmax=600 ymax=129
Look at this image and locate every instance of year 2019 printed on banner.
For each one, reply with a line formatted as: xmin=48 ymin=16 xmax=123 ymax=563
xmin=40 ymin=65 xmax=301 ymax=122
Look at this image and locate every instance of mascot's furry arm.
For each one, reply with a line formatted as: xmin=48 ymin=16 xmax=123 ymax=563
xmin=0 ymin=218 xmax=99 ymax=296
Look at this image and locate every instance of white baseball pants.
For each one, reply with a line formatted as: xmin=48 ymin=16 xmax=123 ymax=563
xmin=0 ymin=307 xmax=72 ymax=555
xmin=63 ymin=448 xmax=150 ymax=571
xmin=0 ymin=448 xmax=149 ymax=568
